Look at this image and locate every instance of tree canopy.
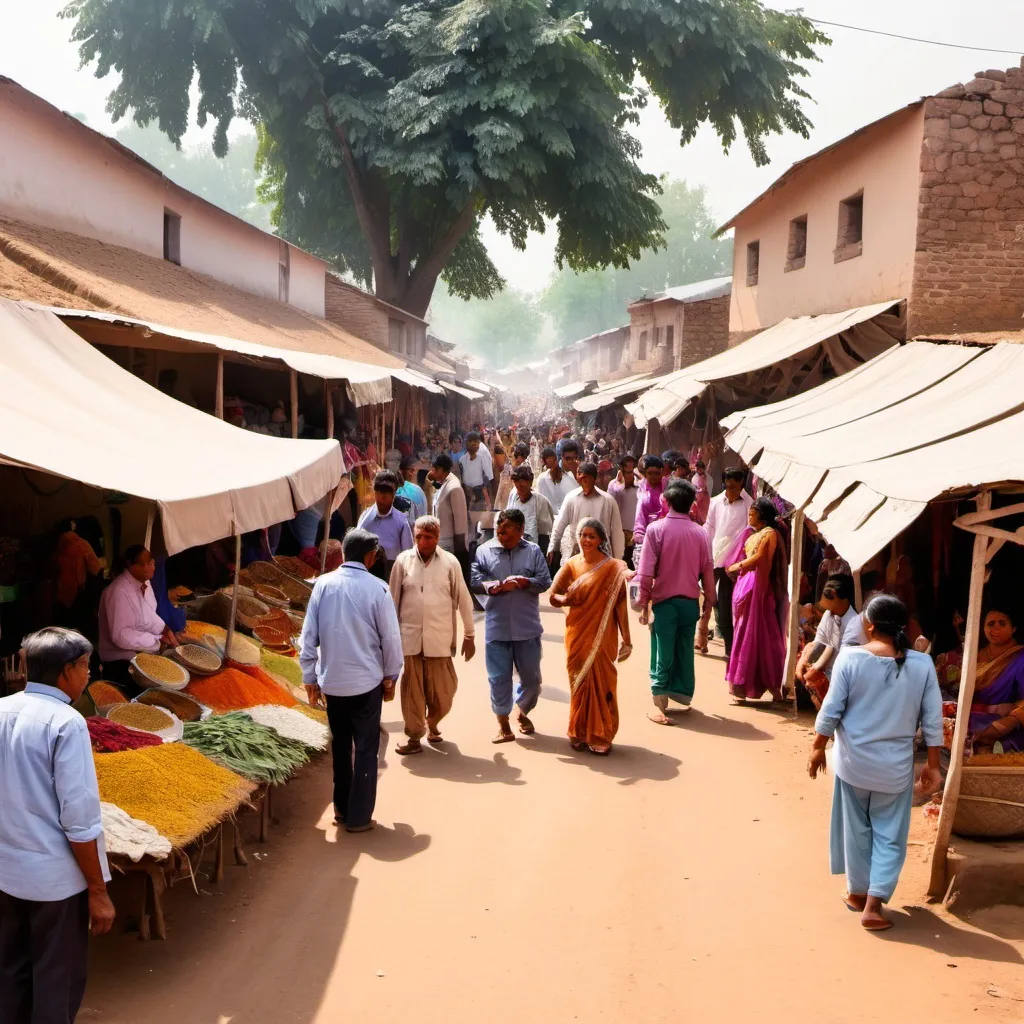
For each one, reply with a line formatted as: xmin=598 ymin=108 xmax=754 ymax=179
xmin=64 ymin=0 xmax=825 ymax=316
xmin=541 ymin=179 xmax=732 ymax=343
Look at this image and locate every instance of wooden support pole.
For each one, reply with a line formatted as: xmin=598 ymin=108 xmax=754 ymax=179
xmin=290 ymin=369 xmax=299 ymax=439
xmin=143 ymin=506 xmax=156 ymax=552
xmin=928 ymin=489 xmax=992 ymax=898
xmin=215 ymin=352 xmax=224 ymax=419
xmin=853 ymin=570 xmax=863 ymax=611
xmin=392 ymin=395 xmax=398 ymax=450
xmin=782 ymin=510 xmax=805 ymax=711
xmin=319 ymin=484 xmax=339 ymax=575
xmin=325 ymin=382 xmax=334 ymax=440
xmin=224 ymin=531 xmax=242 ymax=662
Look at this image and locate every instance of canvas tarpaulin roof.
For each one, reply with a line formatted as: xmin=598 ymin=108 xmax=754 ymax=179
xmin=572 ymin=373 xmax=658 ymax=413
xmin=392 ymin=367 xmax=445 ymax=394
xmin=553 ymin=380 xmax=595 ymax=399
xmin=721 ymin=340 xmax=1024 ymax=569
xmin=439 ymin=380 xmax=486 ymax=400
xmin=625 ymin=299 xmax=901 ymax=429
xmin=0 ymin=300 xmax=344 ymax=555
xmin=44 ymin=305 xmax=393 ymax=407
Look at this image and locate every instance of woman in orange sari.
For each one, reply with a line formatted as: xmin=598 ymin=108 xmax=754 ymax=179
xmin=550 ymin=518 xmax=632 ymax=754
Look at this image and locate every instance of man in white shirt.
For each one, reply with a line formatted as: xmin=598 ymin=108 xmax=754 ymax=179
xmin=505 ymin=464 xmax=554 ymax=549
xmin=535 ymin=445 xmax=578 ymax=575
xmin=703 ymin=468 xmax=753 ymax=658
xmin=389 ymin=516 xmax=476 ymax=756
xmin=0 ymin=628 xmax=115 ymax=1023
xmin=548 ymin=462 xmax=624 ymax=563
xmin=98 ymin=545 xmax=180 ymax=694
xmin=796 ymin=574 xmax=858 ymax=708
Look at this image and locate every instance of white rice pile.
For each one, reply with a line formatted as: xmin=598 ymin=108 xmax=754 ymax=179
xmin=101 ymin=802 xmax=173 ymax=862
xmin=243 ymin=705 xmax=330 ymax=750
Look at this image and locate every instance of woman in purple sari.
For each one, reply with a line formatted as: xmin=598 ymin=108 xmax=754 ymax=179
xmin=724 ymin=497 xmax=789 ymax=702
xmin=968 ymin=606 xmax=1024 ymax=753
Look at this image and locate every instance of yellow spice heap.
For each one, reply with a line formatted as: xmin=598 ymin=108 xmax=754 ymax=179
xmin=94 ymin=744 xmax=256 ymax=848
xmin=135 ymin=653 xmax=186 ymax=685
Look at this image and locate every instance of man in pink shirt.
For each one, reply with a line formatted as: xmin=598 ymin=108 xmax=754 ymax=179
xmin=632 ymin=455 xmax=666 ymax=566
xmin=636 ymin=480 xmax=716 ymax=724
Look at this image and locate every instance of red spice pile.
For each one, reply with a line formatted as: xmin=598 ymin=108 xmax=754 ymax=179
xmin=87 ymin=715 xmax=164 ymax=754
xmin=186 ymin=666 xmax=297 ymax=713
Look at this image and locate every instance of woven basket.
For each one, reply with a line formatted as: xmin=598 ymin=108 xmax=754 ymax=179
xmin=253 ymin=583 xmax=290 ymax=609
xmin=131 ymin=653 xmax=190 ymax=691
xmin=173 ymin=643 xmax=223 ymax=677
xmin=953 ymin=765 xmax=1024 ymax=838
xmin=245 ymin=561 xmax=312 ymax=607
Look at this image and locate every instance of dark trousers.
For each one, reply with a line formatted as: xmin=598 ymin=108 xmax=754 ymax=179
xmin=326 ymin=686 xmax=383 ymax=828
xmin=0 ymin=888 xmax=89 ymax=1024
xmin=715 ymin=568 xmax=736 ymax=657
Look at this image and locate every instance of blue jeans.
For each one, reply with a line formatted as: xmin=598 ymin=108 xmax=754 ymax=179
xmin=485 ymin=637 xmax=543 ymax=716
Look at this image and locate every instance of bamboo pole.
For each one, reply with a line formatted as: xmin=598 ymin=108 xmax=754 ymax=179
xmin=143 ymin=506 xmax=156 ymax=551
xmin=782 ymin=510 xmax=805 ymax=712
xmin=928 ymin=489 xmax=992 ymax=898
xmin=290 ymin=370 xmax=299 ymax=439
xmin=224 ymin=531 xmax=243 ymax=663
xmin=215 ymin=353 xmax=224 ymax=419
xmin=391 ymin=394 xmax=398 ymax=450
xmin=319 ymin=484 xmax=340 ymax=575
xmin=325 ymin=382 xmax=334 ymax=440
xmin=853 ymin=570 xmax=863 ymax=611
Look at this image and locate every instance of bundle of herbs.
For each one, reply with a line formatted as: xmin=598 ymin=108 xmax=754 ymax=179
xmin=182 ymin=712 xmax=309 ymax=785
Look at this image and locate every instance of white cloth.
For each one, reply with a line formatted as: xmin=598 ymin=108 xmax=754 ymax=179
xmin=458 ymin=447 xmax=493 ymax=487
xmin=98 ymin=570 xmax=166 ymax=663
xmin=536 ymin=469 xmax=577 ymax=517
xmin=548 ymin=487 xmax=624 ymax=560
xmin=704 ymin=490 xmax=754 ymax=568
xmin=101 ymin=803 xmax=172 ymax=862
xmin=505 ymin=490 xmax=555 ymax=542
xmin=813 ymin=605 xmax=860 ymax=679
xmin=389 ymin=547 xmax=475 ymax=657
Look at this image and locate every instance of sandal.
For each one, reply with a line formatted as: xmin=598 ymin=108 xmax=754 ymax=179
xmin=588 ymin=745 xmax=611 ymax=756
xmin=427 ymin=733 xmax=443 ymax=744
xmin=394 ymin=741 xmax=423 ymax=755
xmin=569 ymin=740 xmax=588 ymax=751
xmin=516 ymin=712 xmax=536 ymax=735
xmin=492 ymin=731 xmax=516 ymax=744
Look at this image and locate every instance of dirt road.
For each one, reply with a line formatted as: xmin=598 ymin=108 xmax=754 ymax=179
xmin=83 ymin=604 xmax=1024 ymax=1023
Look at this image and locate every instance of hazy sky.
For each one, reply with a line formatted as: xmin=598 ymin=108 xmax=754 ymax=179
xmin=4 ymin=2 xmax=1024 ymax=292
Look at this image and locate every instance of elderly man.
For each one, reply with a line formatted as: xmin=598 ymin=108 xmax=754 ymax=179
xmin=357 ymin=470 xmax=413 ymax=578
xmin=98 ymin=544 xmax=180 ymax=695
xmin=299 ymin=529 xmax=404 ymax=833
xmin=0 ymin=627 xmax=115 ymax=1023
xmin=636 ymin=481 xmax=717 ymax=724
xmin=547 ymin=461 xmax=624 ymax=564
xmin=471 ymin=509 xmax=552 ymax=743
xmin=390 ymin=516 xmax=476 ymax=756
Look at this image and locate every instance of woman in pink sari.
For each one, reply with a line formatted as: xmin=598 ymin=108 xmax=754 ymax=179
xmin=724 ymin=497 xmax=789 ymax=702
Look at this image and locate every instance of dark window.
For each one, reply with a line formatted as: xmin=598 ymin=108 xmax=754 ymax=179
xmin=786 ymin=215 xmax=807 ymax=272
xmin=746 ymin=240 xmax=760 ymax=286
xmin=278 ymin=241 xmax=290 ymax=302
xmin=665 ymin=324 xmax=675 ymax=352
xmin=638 ymin=330 xmax=648 ymax=361
xmin=163 ymin=210 xmax=181 ymax=265
xmin=388 ymin=318 xmax=403 ymax=353
xmin=836 ymin=192 xmax=864 ymax=262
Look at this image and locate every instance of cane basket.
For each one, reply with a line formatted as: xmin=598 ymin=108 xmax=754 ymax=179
xmin=953 ymin=765 xmax=1024 ymax=838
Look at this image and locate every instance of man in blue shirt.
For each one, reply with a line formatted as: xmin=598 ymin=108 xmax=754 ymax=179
xmin=0 ymin=627 xmax=115 ymax=1023
xmin=470 ymin=509 xmax=552 ymax=743
xmin=397 ymin=455 xmax=429 ymax=528
xmin=299 ymin=529 xmax=404 ymax=832
xmin=357 ymin=470 xmax=413 ymax=580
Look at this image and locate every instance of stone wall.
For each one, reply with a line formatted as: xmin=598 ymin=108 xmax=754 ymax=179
xmin=324 ymin=276 xmax=389 ymax=350
xmin=678 ymin=295 xmax=730 ymax=368
xmin=913 ymin=63 xmax=1024 ymax=336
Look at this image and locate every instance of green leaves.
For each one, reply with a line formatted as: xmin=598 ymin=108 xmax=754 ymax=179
xmin=66 ymin=0 xmax=825 ymax=318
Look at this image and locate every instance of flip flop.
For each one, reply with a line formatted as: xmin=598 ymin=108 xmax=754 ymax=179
xmin=861 ymin=918 xmax=894 ymax=932
xmin=427 ymin=733 xmax=444 ymax=744
xmin=492 ymin=732 xmax=516 ymax=744
xmin=395 ymin=742 xmax=423 ymax=755
xmin=647 ymin=713 xmax=673 ymax=726
xmin=569 ymin=740 xmax=588 ymax=751
xmin=588 ymin=746 xmax=611 ymax=756
xmin=516 ymin=714 xmax=536 ymax=735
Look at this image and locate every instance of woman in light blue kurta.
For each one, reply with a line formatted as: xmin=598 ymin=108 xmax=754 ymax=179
xmin=808 ymin=594 xmax=943 ymax=932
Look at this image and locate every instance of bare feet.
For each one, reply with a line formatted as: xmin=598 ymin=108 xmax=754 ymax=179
xmin=492 ymin=714 xmax=516 ymax=743
xmin=395 ymin=740 xmax=423 ymax=755
xmin=861 ymin=896 xmax=893 ymax=931
xmin=516 ymin=709 xmax=536 ymax=735
xmin=648 ymin=694 xmax=672 ymax=725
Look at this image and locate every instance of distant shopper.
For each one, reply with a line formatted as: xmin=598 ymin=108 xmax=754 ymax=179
xmin=809 ymin=594 xmax=943 ymax=932
xmin=470 ymin=510 xmax=552 ymax=743
xmin=506 ymin=464 xmax=554 ymax=550
xmin=607 ymin=455 xmax=639 ymax=567
xmin=397 ymin=455 xmax=429 ymax=525
xmin=299 ymin=529 xmax=403 ymax=832
xmin=430 ymin=454 xmax=470 ymax=561
xmin=796 ymin=574 xmax=858 ymax=708
xmin=536 ymin=446 xmax=577 ymax=519
xmin=632 ymin=455 xmax=666 ymax=566
xmin=390 ymin=517 xmax=476 ymax=756
xmin=0 ymin=628 xmax=115 ymax=1024
xmin=704 ymin=468 xmax=753 ymax=658
xmin=548 ymin=462 xmax=624 ymax=563
xmin=357 ymin=470 xmax=414 ymax=578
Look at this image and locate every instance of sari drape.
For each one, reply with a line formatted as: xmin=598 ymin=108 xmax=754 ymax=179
xmin=968 ymin=645 xmax=1024 ymax=751
xmin=557 ymin=555 xmax=629 ymax=748
xmin=725 ymin=526 xmax=788 ymax=700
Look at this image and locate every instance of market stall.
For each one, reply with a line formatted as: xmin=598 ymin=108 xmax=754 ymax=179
xmin=721 ymin=336 xmax=1024 ymax=899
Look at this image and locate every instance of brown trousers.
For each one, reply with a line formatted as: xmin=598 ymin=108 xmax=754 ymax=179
xmin=400 ymin=654 xmax=459 ymax=740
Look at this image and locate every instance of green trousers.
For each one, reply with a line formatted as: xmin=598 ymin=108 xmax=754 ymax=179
xmin=649 ymin=596 xmax=700 ymax=703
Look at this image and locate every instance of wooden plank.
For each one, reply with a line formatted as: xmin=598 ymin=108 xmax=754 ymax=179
xmin=215 ymin=352 xmax=224 ymax=419
xmin=782 ymin=510 xmax=804 ymax=712
xmin=290 ymin=369 xmax=299 ymax=439
xmin=325 ymin=382 xmax=334 ymax=440
xmin=955 ymin=499 xmax=1024 ymax=527
xmin=853 ymin=569 xmax=863 ymax=611
xmin=928 ymin=489 xmax=992 ymax=897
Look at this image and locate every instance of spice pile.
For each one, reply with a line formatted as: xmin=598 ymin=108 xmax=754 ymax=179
xmin=88 ymin=716 xmax=163 ymax=753
xmin=108 ymin=703 xmax=175 ymax=734
xmin=137 ymin=688 xmax=203 ymax=722
xmin=182 ymin=712 xmax=309 ymax=785
xmin=186 ymin=667 xmax=297 ymax=712
xmin=89 ymin=681 xmax=127 ymax=706
xmin=244 ymin=705 xmax=330 ymax=750
xmin=183 ymin=620 xmax=227 ymax=642
xmin=101 ymin=802 xmax=173 ymax=862
xmin=292 ymin=703 xmax=330 ymax=727
xmin=260 ymin=649 xmax=303 ymax=689
xmin=135 ymin=653 xmax=188 ymax=687
xmin=969 ymin=751 xmax=1024 ymax=766
xmin=94 ymin=743 xmax=256 ymax=847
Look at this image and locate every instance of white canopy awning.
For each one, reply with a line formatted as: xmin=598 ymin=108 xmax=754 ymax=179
xmin=41 ymin=305 xmax=395 ymax=407
xmin=722 ymin=339 xmax=1024 ymax=569
xmin=626 ymin=299 xmax=901 ymax=428
xmin=573 ymin=373 xmax=658 ymax=413
xmin=0 ymin=300 xmax=343 ymax=555
xmin=464 ymin=377 xmax=494 ymax=393
xmin=553 ymin=380 xmax=595 ymax=399
xmin=439 ymin=380 xmax=486 ymax=400
xmin=392 ymin=367 xmax=445 ymax=395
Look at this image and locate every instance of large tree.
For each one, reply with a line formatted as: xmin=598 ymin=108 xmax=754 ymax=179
xmin=542 ymin=179 xmax=732 ymax=342
xmin=64 ymin=0 xmax=825 ymax=317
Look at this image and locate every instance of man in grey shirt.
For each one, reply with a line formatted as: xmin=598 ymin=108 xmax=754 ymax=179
xmin=0 ymin=627 xmax=115 ymax=1023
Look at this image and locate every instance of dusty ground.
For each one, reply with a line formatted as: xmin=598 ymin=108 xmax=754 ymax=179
xmin=82 ymin=604 xmax=1024 ymax=1023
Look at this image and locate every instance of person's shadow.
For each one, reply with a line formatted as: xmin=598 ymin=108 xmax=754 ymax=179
xmin=519 ymin=731 xmax=682 ymax=785
xmin=393 ymin=742 xmax=527 ymax=786
xmin=877 ymin=906 xmax=1024 ymax=965
xmin=668 ymin=707 xmax=774 ymax=741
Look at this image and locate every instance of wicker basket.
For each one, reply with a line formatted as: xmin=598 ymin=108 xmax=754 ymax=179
xmin=953 ymin=765 xmax=1024 ymax=838
xmin=173 ymin=643 xmax=223 ymax=676
xmin=131 ymin=653 xmax=190 ymax=691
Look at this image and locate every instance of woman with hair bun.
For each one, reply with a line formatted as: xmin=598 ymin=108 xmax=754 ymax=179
xmin=808 ymin=594 xmax=944 ymax=932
